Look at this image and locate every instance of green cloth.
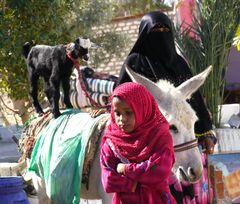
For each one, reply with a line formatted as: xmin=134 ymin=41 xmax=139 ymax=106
xmin=29 ymin=109 xmax=107 ymax=204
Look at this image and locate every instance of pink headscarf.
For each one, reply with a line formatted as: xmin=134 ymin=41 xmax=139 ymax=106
xmin=103 ymin=82 xmax=174 ymax=162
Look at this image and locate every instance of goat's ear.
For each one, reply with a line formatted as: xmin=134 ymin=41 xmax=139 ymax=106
xmin=176 ymin=65 xmax=212 ymax=99
xmin=75 ymin=38 xmax=80 ymax=44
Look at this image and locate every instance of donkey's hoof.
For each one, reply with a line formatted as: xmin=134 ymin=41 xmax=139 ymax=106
xmin=53 ymin=111 xmax=61 ymax=119
xmin=38 ymin=112 xmax=44 ymax=117
xmin=66 ymin=104 xmax=73 ymax=109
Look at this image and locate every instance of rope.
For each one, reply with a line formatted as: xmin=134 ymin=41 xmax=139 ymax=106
xmin=66 ymin=52 xmax=100 ymax=107
xmin=206 ymin=153 xmax=212 ymax=204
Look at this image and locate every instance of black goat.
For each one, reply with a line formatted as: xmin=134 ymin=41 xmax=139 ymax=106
xmin=23 ymin=37 xmax=91 ymax=118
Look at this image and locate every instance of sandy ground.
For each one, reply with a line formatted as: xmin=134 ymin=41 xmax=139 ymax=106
xmin=0 ymin=141 xmax=20 ymax=162
xmin=0 ymin=126 xmax=21 ymax=162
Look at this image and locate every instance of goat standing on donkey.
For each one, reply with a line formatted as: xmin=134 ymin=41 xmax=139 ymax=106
xmin=23 ymin=37 xmax=91 ymax=118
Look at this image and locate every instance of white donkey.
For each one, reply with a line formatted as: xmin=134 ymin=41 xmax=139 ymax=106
xmin=29 ymin=66 xmax=212 ymax=204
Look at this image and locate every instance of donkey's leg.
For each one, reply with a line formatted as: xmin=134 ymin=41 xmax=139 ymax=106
xmin=80 ymin=146 xmax=113 ymax=204
xmin=95 ymin=143 xmax=113 ymax=204
xmin=30 ymin=172 xmax=51 ymax=204
xmin=99 ymin=187 xmax=113 ymax=204
xmin=29 ymin=71 xmax=44 ymax=116
xmin=43 ymin=76 xmax=52 ymax=106
xmin=81 ymin=148 xmax=102 ymax=199
xmin=61 ymin=75 xmax=73 ymax=109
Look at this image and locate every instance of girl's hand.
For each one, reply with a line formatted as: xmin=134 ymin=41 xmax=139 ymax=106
xmin=117 ymin=163 xmax=125 ymax=174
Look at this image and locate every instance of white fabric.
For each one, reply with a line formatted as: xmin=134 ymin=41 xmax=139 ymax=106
xmin=215 ymin=128 xmax=240 ymax=153
xmin=218 ymin=104 xmax=240 ymax=127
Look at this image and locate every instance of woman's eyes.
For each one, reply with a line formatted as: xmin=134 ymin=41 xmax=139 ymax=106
xmin=125 ymin=111 xmax=134 ymax=116
xmin=114 ymin=111 xmax=120 ymax=117
xmin=151 ymin=25 xmax=170 ymax=33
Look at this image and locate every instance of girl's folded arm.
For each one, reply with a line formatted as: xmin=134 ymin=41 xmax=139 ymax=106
xmin=100 ymin=143 xmax=137 ymax=193
xmin=124 ymin=148 xmax=174 ymax=185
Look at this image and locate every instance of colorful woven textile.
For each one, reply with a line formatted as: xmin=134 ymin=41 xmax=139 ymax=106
xmin=69 ymin=90 xmax=108 ymax=109
xmin=61 ymin=67 xmax=116 ymax=109
xmin=86 ymin=78 xmax=115 ymax=95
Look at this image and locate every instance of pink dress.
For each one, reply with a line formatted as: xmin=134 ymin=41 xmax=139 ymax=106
xmin=100 ymin=139 xmax=177 ymax=204
xmin=169 ymin=153 xmax=213 ymax=204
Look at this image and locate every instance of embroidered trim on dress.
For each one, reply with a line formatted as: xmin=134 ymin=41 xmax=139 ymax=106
xmin=106 ymin=138 xmax=130 ymax=164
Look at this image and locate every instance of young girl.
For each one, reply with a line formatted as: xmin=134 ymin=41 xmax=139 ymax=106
xmin=100 ymin=82 xmax=176 ymax=204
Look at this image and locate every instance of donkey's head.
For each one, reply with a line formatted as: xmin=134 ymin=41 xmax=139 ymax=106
xmin=126 ymin=65 xmax=212 ymax=183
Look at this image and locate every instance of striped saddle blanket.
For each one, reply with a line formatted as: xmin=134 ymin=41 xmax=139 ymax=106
xmin=60 ymin=67 xmax=117 ymax=109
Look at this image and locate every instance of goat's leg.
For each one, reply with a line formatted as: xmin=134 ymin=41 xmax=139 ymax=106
xmin=43 ymin=77 xmax=53 ymax=106
xmin=44 ymin=77 xmax=52 ymax=101
xmin=61 ymin=76 xmax=73 ymax=109
xmin=29 ymin=73 xmax=44 ymax=116
xmin=49 ymin=74 xmax=61 ymax=118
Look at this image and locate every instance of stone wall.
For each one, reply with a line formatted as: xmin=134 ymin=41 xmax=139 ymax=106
xmin=210 ymin=162 xmax=240 ymax=203
xmin=0 ymin=95 xmax=21 ymax=125
xmin=91 ymin=14 xmax=142 ymax=76
xmin=0 ymin=94 xmax=30 ymax=126
xmin=92 ymin=11 xmax=174 ymax=76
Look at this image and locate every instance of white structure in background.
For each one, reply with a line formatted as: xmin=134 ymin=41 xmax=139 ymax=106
xmin=0 ymin=125 xmax=22 ymax=162
xmin=215 ymin=104 xmax=240 ymax=153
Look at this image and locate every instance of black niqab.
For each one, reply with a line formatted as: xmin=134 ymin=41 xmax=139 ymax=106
xmin=117 ymin=11 xmax=213 ymax=134
xmin=118 ymin=11 xmax=193 ymax=85
xmin=131 ymin=11 xmax=176 ymax=65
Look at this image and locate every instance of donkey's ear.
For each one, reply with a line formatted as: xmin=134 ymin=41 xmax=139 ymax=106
xmin=176 ymin=66 xmax=212 ymax=99
xmin=125 ymin=65 xmax=165 ymax=100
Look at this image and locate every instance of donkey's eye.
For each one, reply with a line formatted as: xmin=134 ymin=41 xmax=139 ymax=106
xmin=170 ymin=125 xmax=179 ymax=133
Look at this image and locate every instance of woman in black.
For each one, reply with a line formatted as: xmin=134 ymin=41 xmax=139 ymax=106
xmin=117 ymin=11 xmax=216 ymax=204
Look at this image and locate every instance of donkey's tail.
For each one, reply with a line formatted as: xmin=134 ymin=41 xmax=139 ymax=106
xmin=22 ymin=42 xmax=31 ymax=58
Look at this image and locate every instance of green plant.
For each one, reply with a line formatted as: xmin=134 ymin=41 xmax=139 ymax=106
xmin=0 ymin=0 xmax=128 ymax=123
xmin=175 ymin=0 xmax=240 ymax=127
xmin=0 ymin=0 xmax=127 ymax=100
xmin=233 ymin=24 xmax=240 ymax=51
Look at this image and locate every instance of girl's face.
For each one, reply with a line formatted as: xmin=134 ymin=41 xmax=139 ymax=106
xmin=112 ymin=97 xmax=136 ymax=133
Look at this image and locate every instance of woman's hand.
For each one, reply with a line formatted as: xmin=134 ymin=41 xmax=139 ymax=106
xmin=117 ymin=163 xmax=125 ymax=174
xmin=201 ymin=137 xmax=215 ymax=154
xmin=89 ymin=108 xmax=107 ymax=118
xmin=197 ymin=130 xmax=217 ymax=154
